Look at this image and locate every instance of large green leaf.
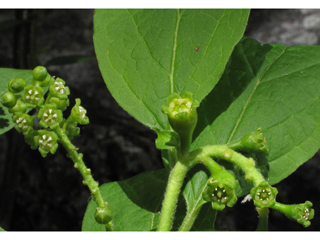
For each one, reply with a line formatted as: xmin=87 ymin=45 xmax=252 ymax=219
xmin=82 ymin=169 xmax=169 ymax=231
xmin=0 ymin=68 xmax=33 ymax=135
xmin=93 ymin=9 xmax=250 ymax=131
xmin=192 ymin=37 xmax=320 ymax=195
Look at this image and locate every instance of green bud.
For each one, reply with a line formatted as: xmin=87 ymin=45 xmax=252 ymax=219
xmin=33 ymin=66 xmax=48 ymax=82
xmin=94 ymin=207 xmax=113 ymax=224
xmin=38 ymin=104 xmax=63 ymax=129
xmin=34 ymin=130 xmax=59 ymax=157
xmin=8 ymin=78 xmax=26 ymax=93
xmin=228 ymin=127 xmax=269 ymax=154
xmin=1 ymin=91 xmax=17 ymax=108
xmin=202 ymin=170 xmax=237 ymax=211
xmin=272 ymin=201 xmax=314 ymax=227
xmin=250 ymin=181 xmax=278 ymax=208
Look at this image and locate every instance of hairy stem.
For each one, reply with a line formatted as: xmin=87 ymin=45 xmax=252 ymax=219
xmin=157 ymin=161 xmax=189 ymax=231
xmin=198 ymin=145 xmax=265 ymax=186
xmin=256 ymin=207 xmax=269 ymax=231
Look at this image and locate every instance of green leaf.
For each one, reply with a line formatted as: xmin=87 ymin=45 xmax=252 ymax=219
xmin=192 ymin=36 xmax=320 ymax=195
xmin=45 ymin=55 xmax=94 ymax=66
xmin=155 ymin=129 xmax=180 ymax=149
xmin=0 ymin=68 xmax=33 ymax=135
xmin=93 ymin=9 xmax=250 ymax=131
xmin=0 ymin=226 xmax=5 ymax=231
xmin=180 ymin=165 xmax=217 ymax=231
xmin=82 ymin=169 xmax=169 ymax=231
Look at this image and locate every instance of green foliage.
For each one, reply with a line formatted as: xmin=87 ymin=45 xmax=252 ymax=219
xmin=3 ymin=9 xmax=320 ymax=231
xmin=0 ymin=68 xmax=35 ymax=135
xmin=192 ymin=36 xmax=320 ymax=189
xmin=93 ymin=9 xmax=250 ymax=131
xmin=82 ymin=169 xmax=169 ymax=231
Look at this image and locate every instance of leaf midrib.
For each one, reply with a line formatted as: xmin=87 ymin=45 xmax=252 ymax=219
xmin=226 ymin=47 xmax=287 ymax=144
xmin=170 ymin=9 xmax=181 ymax=94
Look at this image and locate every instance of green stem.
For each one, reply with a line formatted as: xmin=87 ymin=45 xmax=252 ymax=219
xmin=256 ymin=207 xmax=269 ymax=231
xmin=54 ymin=126 xmax=113 ymax=230
xmin=198 ymin=145 xmax=265 ymax=186
xmin=157 ymin=160 xmax=189 ymax=231
xmin=178 ymin=157 xmax=220 ymax=231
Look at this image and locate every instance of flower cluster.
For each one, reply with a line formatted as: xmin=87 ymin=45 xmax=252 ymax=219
xmin=0 ymin=66 xmax=89 ymax=157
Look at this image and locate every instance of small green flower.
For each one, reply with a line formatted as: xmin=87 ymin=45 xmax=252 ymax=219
xmin=202 ymin=170 xmax=237 ymax=211
xmin=228 ymin=127 xmax=269 ymax=154
xmin=161 ymin=92 xmax=199 ymax=133
xmin=65 ymin=120 xmax=80 ymax=140
xmin=13 ymin=113 xmax=34 ymax=133
xmin=49 ymin=78 xmax=70 ymax=100
xmin=38 ymin=104 xmax=63 ymax=129
xmin=21 ymin=85 xmax=44 ymax=106
xmin=70 ymin=98 xmax=89 ymax=125
xmin=24 ymin=129 xmax=39 ymax=150
xmin=49 ymin=97 xmax=70 ymax=111
xmin=272 ymin=201 xmax=314 ymax=227
xmin=8 ymin=99 xmax=28 ymax=114
xmin=34 ymin=130 xmax=59 ymax=157
xmin=8 ymin=78 xmax=26 ymax=93
xmin=1 ymin=91 xmax=17 ymax=108
xmin=250 ymin=181 xmax=278 ymax=208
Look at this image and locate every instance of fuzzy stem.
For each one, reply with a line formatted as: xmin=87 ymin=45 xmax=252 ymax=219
xmin=198 ymin=145 xmax=265 ymax=186
xmin=157 ymin=161 xmax=189 ymax=231
xmin=54 ymin=126 xmax=113 ymax=230
xmin=256 ymin=207 xmax=269 ymax=231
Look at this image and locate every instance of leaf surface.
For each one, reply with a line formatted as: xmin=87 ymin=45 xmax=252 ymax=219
xmin=93 ymin=9 xmax=250 ymax=131
xmin=82 ymin=169 xmax=169 ymax=231
xmin=192 ymin=37 xmax=320 ymax=195
xmin=0 ymin=68 xmax=33 ymax=135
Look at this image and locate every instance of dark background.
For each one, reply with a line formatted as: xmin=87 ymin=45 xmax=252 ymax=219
xmin=0 ymin=9 xmax=320 ymax=231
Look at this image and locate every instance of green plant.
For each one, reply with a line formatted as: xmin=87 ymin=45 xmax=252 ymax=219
xmin=1 ymin=9 xmax=320 ymax=231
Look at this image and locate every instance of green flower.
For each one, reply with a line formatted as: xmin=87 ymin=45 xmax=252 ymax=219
xmin=162 ymin=92 xmax=199 ymax=133
xmin=202 ymin=170 xmax=237 ymax=211
xmin=65 ymin=120 xmax=80 ymax=140
xmin=21 ymin=85 xmax=44 ymax=106
xmin=13 ymin=113 xmax=34 ymax=133
xmin=49 ymin=97 xmax=70 ymax=111
xmin=34 ymin=130 xmax=59 ymax=157
xmin=272 ymin=201 xmax=314 ymax=228
xmin=228 ymin=127 xmax=269 ymax=154
xmin=250 ymin=181 xmax=278 ymax=208
xmin=49 ymin=78 xmax=70 ymax=100
xmin=70 ymin=98 xmax=89 ymax=125
xmin=24 ymin=129 xmax=39 ymax=150
xmin=38 ymin=104 xmax=63 ymax=129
